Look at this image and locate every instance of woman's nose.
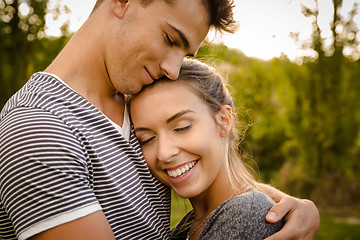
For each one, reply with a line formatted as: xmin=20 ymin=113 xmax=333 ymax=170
xmin=156 ymin=135 xmax=179 ymax=163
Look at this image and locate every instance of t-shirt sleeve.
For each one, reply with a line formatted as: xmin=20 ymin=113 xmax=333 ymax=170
xmin=242 ymin=190 xmax=284 ymax=239
xmin=199 ymin=189 xmax=284 ymax=240
xmin=0 ymin=107 xmax=101 ymax=239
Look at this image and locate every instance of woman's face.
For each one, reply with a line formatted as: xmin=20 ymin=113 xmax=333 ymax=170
xmin=130 ymin=81 xmax=231 ymax=199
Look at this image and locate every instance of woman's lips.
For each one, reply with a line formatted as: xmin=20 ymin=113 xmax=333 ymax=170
xmin=166 ymin=160 xmax=198 ymax=184
xmin=167 ymin=160 xmax=197 ymax=178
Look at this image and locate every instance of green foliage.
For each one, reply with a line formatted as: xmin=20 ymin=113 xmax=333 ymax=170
xmin=170 ymin=190 xmax=192 ymax=228
xmin=0 ymin=0 xmax=70 ymax=108
xmin=194 ymin=0 xmax=360 ymax=207
xmin=273 ymin=0 xmax=360 ymax=205
xmin=316 ymin=218 xmax=360 ymax=240
xmin=1 ymin=0 xmax=358 ymax=216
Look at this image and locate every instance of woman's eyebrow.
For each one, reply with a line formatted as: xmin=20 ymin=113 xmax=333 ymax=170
xmin=167 ymin=110 xmax=194 ymax=124
xmin=134 ymin=110 xmax=194 ymax=133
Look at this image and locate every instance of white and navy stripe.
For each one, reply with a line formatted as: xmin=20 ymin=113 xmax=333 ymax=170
xmin=0 ymin=73 xmax=171 ymax=240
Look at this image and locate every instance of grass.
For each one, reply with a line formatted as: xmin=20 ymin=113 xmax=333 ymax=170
xmin=315 ymin=217 xmax=360 ymax=240
xmin=170 ymin=194 xmax=360 ymax=239
xmin=316 ymin=206 xmax=360 ymax=240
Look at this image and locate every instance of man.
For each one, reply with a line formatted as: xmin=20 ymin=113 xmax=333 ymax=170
xmin=0 ymin=0 xmax=319 ymax=239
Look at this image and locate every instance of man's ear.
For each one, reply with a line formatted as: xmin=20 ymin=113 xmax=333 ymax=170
xmin=111 ymin=0 xmax=130 ymax=18
xmin=217 ymin=105 xmax=232 ymax=137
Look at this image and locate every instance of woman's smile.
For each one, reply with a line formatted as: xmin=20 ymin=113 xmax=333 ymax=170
xmin=131 ymin=81 xmax=228 ymax=199
xmin=166 ymin=160 xmax=197 ymax=178
xmin=166 ymin=160 xmax=198 ymax=184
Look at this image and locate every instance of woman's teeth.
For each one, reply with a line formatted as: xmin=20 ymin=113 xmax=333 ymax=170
xmin=167 ymin=161 xmax=196 ymax=178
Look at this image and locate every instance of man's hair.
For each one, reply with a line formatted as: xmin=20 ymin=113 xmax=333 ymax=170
xmin=91 ymin=0 xmax=237 ymax=33
xmin=201 ymin=0 xmax=237 ymax=33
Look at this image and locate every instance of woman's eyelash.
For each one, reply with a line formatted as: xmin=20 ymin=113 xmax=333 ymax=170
xmin=174 ymin=124 xmax=191 ymax=132
xmin=140 ymin=136 xmax=155 ymax=146
xmin=138 ymin=124 xmax=191 ymax=145
xmin=165 ymin=33 xmax=175 ymax=46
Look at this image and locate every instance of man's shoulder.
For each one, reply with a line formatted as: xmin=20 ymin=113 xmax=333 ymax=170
xmin=1 ymin=72 xmax=69 ymax=117
xmin=1 ymin=72 xmax=98 ymax=126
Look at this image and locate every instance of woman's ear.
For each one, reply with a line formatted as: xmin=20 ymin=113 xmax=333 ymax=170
xmin=111 ymin=0 xmax=130 ymax=18
xmin=217 ymin=105 xmax=232 ymax=137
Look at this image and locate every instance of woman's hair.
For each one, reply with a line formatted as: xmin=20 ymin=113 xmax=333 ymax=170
xmin=91 ymin=0 xmax=237 ymax=34
xmin=134 ymin=58 xmax=256 ymax=187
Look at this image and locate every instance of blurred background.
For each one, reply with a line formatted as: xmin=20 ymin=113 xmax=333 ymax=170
xmin=1 ymin=0 xmax=359 ymax=239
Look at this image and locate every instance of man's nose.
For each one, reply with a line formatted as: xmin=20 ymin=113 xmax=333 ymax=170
xmin=160 ymin=51 xmax=184 ymax=80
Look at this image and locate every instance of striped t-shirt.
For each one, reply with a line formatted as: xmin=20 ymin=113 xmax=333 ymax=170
xmin=0 ymin=72 xmax=171 ymax=240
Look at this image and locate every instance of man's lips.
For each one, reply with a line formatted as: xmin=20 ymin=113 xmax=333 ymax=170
xmin=144 ymin=68 xmax=155 ymax=84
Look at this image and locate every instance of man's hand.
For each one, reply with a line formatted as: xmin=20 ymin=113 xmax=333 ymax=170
xmin=265 ymin=196 xmax=320 ymax=240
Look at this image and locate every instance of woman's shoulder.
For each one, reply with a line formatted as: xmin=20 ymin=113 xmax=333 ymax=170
xmin=199 ymin=188 xmax=284 ymax=240
xmin=230 ymin=188 xmax=276 ymax=209
xmin=210 ymin=188 xmax=276 ymax=222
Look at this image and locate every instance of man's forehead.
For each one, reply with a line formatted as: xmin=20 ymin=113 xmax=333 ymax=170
xmin=167 ymin=0 xmax=210 ymax=49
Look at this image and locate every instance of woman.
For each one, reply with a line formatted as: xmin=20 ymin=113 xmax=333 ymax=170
xmin=129 ymin=59 xmax=284 ymax=239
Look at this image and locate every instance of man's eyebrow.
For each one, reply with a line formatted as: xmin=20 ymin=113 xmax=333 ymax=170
xmin=168 ymin=23 xmax=190 ymax=50
xmin=167 ymin=110 xmax=194 ymax=123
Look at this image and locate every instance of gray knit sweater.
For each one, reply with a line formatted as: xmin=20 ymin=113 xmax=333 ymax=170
xmin=170 ymin=189 xmax=284 ymax=239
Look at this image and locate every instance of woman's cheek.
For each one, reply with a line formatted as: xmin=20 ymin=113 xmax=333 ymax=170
xmin=143 ymin=149 xmax=155 ymax=168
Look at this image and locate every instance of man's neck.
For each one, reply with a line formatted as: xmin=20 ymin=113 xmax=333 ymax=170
xmin=45 ymin=17 xmax=125 ymax=125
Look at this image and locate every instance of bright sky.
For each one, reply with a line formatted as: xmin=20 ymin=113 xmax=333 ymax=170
xmin=44 ymin=0 xmax=360 ymax=61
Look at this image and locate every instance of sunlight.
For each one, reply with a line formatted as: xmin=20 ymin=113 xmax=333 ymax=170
xmin=45 ymin=0 xmax=360 ymax=61
xmin=18 ymin=2 xmax=30 ymax=17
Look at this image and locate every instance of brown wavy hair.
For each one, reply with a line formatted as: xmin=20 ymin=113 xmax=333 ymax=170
xmin=92 ymin=0 xmax=237 ymax=33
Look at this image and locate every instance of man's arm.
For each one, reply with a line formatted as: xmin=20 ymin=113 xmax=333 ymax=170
xmin=29 ymin=210 xmax=115 ymax=240
xmin=256 ymin=183 xmax=320 ymax=240
xmin=0 ymin=108 xmax=112 ymax=239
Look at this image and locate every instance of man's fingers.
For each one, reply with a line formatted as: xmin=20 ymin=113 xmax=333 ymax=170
xmin=266 ymin=198 xmax=320 ymax=240
xmin=264 ymin=223 xmax=298 ymax=240
xmin=266 ymin=196 xmax=297 ymax=223
xmin=265 ymin=210 xmax=304 ymax=240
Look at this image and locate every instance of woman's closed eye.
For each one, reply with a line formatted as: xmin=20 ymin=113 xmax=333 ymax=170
xmin=138 ymin=136 xmax=156 ymax=146
xmin=164 ymin=32 xmax=175 ymax=46
xmin=174 ymin=124 xmax=192 ymax=132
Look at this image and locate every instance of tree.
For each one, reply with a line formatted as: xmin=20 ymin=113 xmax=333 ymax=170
xmin=0 ymin=0 xmax=69 ymax=108
xmin=195 ymin=0 xmax=360 ymax=206
xmin=276 ymin=0 xmax=360 ymax=205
